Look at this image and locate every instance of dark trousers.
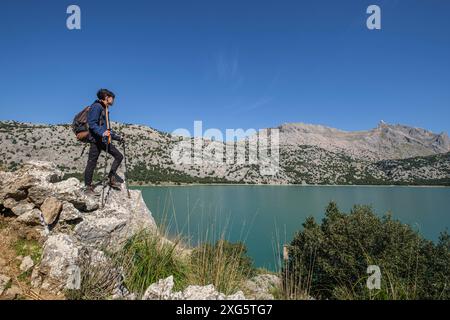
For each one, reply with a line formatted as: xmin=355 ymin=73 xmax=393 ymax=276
xmin=84 ymin=140 xmax=123 ymax=186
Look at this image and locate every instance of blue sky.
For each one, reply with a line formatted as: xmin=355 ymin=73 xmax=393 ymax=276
xmin=0 ymin=0 xmax=449 ymax=135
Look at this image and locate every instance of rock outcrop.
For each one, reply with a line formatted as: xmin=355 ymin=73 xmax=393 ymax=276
xmin=142 ymin=276 xmax=246 ymax=300
xmin=0 ymin=160 xmax=157 ymax=295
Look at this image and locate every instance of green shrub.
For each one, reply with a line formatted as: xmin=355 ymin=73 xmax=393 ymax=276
xmin=284 ymin=202 xmax=450 ymax=300
xmin=115 ymin=230 xmax=189 ymax=296
xmin=190 ymin=239 xmax=255 ymax=295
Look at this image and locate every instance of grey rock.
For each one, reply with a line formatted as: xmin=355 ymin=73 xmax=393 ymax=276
xmin=176 ymin=284 xmax=225 ymax=300
xmin=74 ymin=216 xmax=127 ymax=248
xmin=0 ymin=274 xmax=11 ymax=295
xmin=1 ymin=175 xmax=36 ymax=201
xmin=3 ymin=198 xmax=18 ymax=209
xmin=11 ymin=200 xmax=35 ymax=216
xmin=16 ymin=208 xmax=43 ymax=226
xmin=52 ymin=178 xmax=98 ymax=212
xmin=142 ymin=276 xmax=246 ymax=300
xmin=28 ymin=186 xmax=52 ymax=206
xmin=4 ymin=285 xmax=22 ymax=300
xmin=20 ymin=256 xmax=34 ymax=272
xmin=36 ymin=233 xmax=81 ymax=292
xmin=142 ymin=276 xmax=174 ymax=300
xmin=59 ymin=202 xmax=83 ymax=223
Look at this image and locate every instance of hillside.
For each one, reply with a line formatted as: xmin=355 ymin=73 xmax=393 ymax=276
xmin=0 ymin=120 xmax=449 ymax=186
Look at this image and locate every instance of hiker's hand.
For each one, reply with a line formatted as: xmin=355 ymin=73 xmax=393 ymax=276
xmin=103 ymin=130 xmax=111 ymax=137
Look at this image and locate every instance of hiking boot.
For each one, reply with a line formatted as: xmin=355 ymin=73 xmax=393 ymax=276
xmin=84 ymin=185 xmax=101 ymax=197
xmin=108 ymin=175 xmax=122 ymax=190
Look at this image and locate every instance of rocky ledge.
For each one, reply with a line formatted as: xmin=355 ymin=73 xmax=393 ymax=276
xmin=0 ymin=161 xmax=278 ymax=300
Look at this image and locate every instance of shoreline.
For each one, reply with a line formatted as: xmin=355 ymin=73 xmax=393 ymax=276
xmin=130 ymin=182 xmax=450 ymax=188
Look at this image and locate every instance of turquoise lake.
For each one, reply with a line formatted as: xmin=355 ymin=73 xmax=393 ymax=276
xmin=133 ymin=185 xmax=450 ymax=270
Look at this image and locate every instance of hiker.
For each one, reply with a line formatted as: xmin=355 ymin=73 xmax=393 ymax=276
xmin=84 ymin=89 xmax=124 ymax=195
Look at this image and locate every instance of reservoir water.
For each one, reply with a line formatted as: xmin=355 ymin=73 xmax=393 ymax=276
xmin=133 ymin=185 xmax=450 ymax=270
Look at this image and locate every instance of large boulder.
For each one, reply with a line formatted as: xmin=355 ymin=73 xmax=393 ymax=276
xmin=74 ymin=215 xmax=127 ymax=248
xmin=73 ymin=182 xmax=157 ymax=250
xmin=32 ymin=233 xmax=82 ymax=293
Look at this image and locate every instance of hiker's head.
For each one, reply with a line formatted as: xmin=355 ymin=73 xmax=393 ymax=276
xmin=97 ymin=89 xmax=115 ymax=107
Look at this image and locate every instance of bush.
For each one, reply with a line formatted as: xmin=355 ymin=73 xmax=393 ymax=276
xmin=190 ymin=239 xmax=255 ymax=295
xmin=115 ymin=230 xmax=189 ymax=296
xmin=284 ymin=202 xmax=450 ymax=300
xmin=65 ymin=251 xmax=120 ymax=300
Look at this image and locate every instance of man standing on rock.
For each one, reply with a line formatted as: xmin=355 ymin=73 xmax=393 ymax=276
xmin=84 ymin=89 xmax=124 ymax=195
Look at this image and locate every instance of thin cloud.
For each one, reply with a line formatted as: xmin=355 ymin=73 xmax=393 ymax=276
xmin=216 ymin=51 xmax=244 ymax=90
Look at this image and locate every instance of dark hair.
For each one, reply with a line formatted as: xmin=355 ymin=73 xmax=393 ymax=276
xmin=97 ymin=89 xmax=115 ymax=100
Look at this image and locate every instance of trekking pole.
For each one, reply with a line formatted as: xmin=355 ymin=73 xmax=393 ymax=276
xmin=122 ymin=139 xmax=131 ymax=198
xmin=101 ymin=106 xmax=111 ymax=208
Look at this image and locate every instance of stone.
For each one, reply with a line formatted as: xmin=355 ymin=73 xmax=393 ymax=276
xmin=142 ymin=276 xmax=246 ymax=300
xmin=142 ymin=276 xmax=174 ymax=300
xmin=11 ymin=201 xmax=35 ymax=216
xmin=16 ymin=208 xmax=43 ymax=226
xmin=0 ymin=274 xmax=11 ymax=295
xmin=36 ymin=233 xmax=81 ymax=292
xmin=74 ymin=216 xmax=127 ymax=248
xmin=2 ymin=175 xmax=36 ymax=201
xmin=21 ymin=161 xmax=63 ymax=183
xmin=40 ymin=197 xmax=63 ymax=225
xmin=20 ymin=256 xmax=34 ymax=273
xmin=227 ymin=291 xmax=246 ymax=300
xmin=28 ymin=186 xmax=51 ymax=206
xmin=177 ymin=284 xmax=226 ymax=300
xmin=3 ymin=198 xmax=18 ymax=209
xmin=52 ymin=178 xmax=98 ymax=212
xmin=58 ymin=202 xmax=82 ymax=224
xmin=4 ymin=285 xmax=23 ymax=299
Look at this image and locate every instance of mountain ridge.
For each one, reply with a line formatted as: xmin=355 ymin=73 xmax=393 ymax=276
xmin=0 ymin=120 xmax=449 ymax=185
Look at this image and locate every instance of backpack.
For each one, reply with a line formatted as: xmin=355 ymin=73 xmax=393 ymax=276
xmin=72 ymin=105 xmax=105 ymax=142
xmin=72 ymin=106 xmax=91 ymax=142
